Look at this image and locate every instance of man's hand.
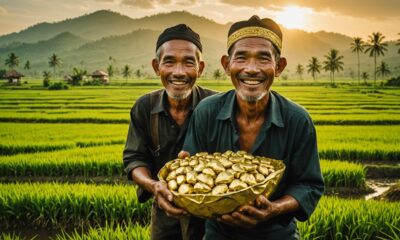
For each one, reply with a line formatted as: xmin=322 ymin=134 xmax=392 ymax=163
xmin=178 ymin=150 xmax=190 ymax=159
xmin=151 ymin=180 xmax=189 ymax=218
xmin=218 ymin=195 xmax=279 ymax=228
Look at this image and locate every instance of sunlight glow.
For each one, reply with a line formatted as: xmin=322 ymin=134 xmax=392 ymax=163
xmin=275 ymin=6 xmax=312 ymax=29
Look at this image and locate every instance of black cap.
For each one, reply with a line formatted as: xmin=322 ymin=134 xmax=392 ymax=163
xmin=156 ymin=24 xmax=202 ymax=52
xmin=227 ymin=15 xmax=282 ymax=53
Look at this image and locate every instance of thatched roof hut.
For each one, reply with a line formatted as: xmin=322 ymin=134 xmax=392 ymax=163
xmin=91 ymin=70 xmax=109 ymax=84
xmin=5 ymin=70 xmax=24 ymax=83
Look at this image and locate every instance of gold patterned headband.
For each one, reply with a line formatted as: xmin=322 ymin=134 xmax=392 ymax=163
xmin=227 ymin=26 xmax=282 ymax=53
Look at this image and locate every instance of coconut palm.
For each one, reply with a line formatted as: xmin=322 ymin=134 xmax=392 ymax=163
xmin=295 ymin=64 xmax=304 ymax=80
xmin=24 ymin=60 xmax=31 ymax=70
xmin=107 ymin=64 xmax=114 ymax=82
xmin=364 ymin=32 xmax=388 ymax=85
xmin=122 ymin=65 xmax=131 ymax=83
xmin=376 ymin=61 xmax=391 ymax=80
xmin=361 ymin=72 xmax=369 ymax=84
xmin=48 ymin=53 xmax=61 ymax=80
xmin=323 ymin=49 xmax=344 ymax=85
xmin=307 ymin=57 xmax=321 ymax=81
xmin=5 ymin=52 xmax=19 ymax=70
xmin=350 ymin=37 xmax=365 ymax=84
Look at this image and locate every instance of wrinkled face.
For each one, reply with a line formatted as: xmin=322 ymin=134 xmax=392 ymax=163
xmin=222 ymin=37 xmax=286 ymax=103
xmin=153 ymin=40 xmax=204 ymax=101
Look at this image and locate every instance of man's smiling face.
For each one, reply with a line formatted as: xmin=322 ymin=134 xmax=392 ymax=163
xmin=223 ymin=37 xmax=285 ymax=103
xmin=153 ymin=39 xmax=204 ymax=101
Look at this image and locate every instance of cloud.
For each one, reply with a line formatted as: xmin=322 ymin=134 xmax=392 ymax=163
xmin=121 ymin=0 xmax=172 ymax=9
xmin=220 ymin=0 xmax=400 ymax=19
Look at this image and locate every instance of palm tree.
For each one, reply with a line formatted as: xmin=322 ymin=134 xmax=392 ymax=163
xmin=364 ymin=32 xmax=388 ymax=85
xmin=48 ymin=53 xmax=61 ymax=80
xmin=397 ymin=33 xmax=400 ymax=54
xmin=361 ymin=72 xmax=369 ymax=84
xmin=307 ymin=57 xmax=321 ymax=81
xmin=135 ymin=69 xmax=141 ymax=79
xmin=5 ymin=52 xmax=19 ymax=70
xmin=376 ymin=61 xmax=391 ymax=80
xmin=24 ymin=60 xmax=31 ymax=70
xmin=213 ymin=69 xmax=222 ymax=80
xmin=295 ymin=64 xmax=304 ymax=80
xmin=122 ymin=65 xmax=131 ymax=83
xmin=107 ymin=64 xmax=114 ymax=82
xmin=323 ymin=49 xmax=344 ymax=85
xmin=350 ymin=37 xmax=365 ymax=84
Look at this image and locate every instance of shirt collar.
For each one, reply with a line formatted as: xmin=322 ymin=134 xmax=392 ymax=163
xmin=216 ymin=90 xmax=284 ymax=128
xmin=150 ymin=86 xmax=200 ymax=114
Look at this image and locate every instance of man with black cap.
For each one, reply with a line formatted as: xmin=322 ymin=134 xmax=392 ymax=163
xmin=181 ymin=16 xmax=324 ymax=239
xmin=123 ymin=24 xmax=216 ymax=240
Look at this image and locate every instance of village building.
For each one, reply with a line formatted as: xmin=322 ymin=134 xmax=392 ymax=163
xmin=5 ymin=70 xmax=24 ymax=84
xmin=91 ymin=70 xmax=109 ymax=84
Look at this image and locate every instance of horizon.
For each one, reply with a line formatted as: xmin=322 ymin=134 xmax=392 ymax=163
xmin=0 ymin=1 xmax=399 ymax=41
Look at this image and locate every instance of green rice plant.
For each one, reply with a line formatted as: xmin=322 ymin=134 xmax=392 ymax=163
xmin=0 ymin=145 xmax=124 ymax=177
xmin=0 ymin=123 xmax=127 ymax=155
xmin=317 ymin=125 xmax=400 ymax=161
xmin=298 ymin=197 xmax=400 ymax=240
xmin=55 ymin=223 xmax=150 ymax=240
xmin=0 ymin=183 xmax=151 ymax=228
xmin=321 ymin=160 xmax=366 ymax=188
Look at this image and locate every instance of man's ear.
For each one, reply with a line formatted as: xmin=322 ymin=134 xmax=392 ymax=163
xmin=152 ymin=59 xmax=160 ymax=76
xmin=221 ymin=55 xmax=230 ymax=75
xmin=197 ymin=60 xmax=205 ymax=77
xmin=275 ymin=57 xmax=287 ymax=77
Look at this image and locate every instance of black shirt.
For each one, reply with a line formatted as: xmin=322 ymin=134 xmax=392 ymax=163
xmin=123 ymin=85 xmax=217 ymax=183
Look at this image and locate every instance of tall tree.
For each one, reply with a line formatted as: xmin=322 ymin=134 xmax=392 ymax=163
xmin=376 ymin=61 xmax=391 ymax=80
xmin=24 ymin=60 xmax=31 ymax=70
xmin=361 ymin=72 xmax=369 ymax=84
xmin=135 ymin=69 xmax=141 ymax=79
xmin=122 ymin=65 xmax=132 ymax=83
xmin=350 ymin=37 xmax=365 ymax=84
xmin=5 ymin=52 xmax=19 ymax=70
xmin=307 ymin=57 xmax=321 ymax=81
xmin=364 ymin=32 xmax=388 ymax=85
xmin=213 ymin=69 xmax=222 ymax=80
xmin=397 ymin=33 xmax=400 ymax=54
xmin=107 ymin=65 xmax=114 ymax=82
xmin=295 ymin=64 xmax=304 ymax=80
xmin=323 ymin=49 xmax=344 ymax=85
xmin=48 ymin=53 xmax=61 ymax=80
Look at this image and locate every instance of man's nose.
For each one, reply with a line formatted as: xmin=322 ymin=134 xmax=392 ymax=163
xmin=244 ymin=59 xmax=259 ymax=75
xmin=172 ymin=64 xmax=185 ymax=79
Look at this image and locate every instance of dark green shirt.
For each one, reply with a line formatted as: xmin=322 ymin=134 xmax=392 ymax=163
xmin=183 ymin=90 xmax=324 ymax=237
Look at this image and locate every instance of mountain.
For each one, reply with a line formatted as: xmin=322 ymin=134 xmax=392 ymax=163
xmin=0 ymin=32 xmax=88 ymax=62
xmin=0 ymin=10 xmax=399 ymax=78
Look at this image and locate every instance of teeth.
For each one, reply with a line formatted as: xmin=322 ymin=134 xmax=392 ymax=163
xmin=242 ymin=80 xmax=262 ymax=85
xmin=170 ymin=81 xmax=187 ymax=85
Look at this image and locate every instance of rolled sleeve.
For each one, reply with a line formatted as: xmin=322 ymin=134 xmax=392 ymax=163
xmin=283 ymin=117 xmax=325 ymax=221
xmin=123 ymin=100 xmax=154 ymax=180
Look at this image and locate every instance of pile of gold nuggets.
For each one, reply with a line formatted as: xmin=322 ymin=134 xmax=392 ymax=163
xmin=162 ymin=150 xmax=278 ymax=195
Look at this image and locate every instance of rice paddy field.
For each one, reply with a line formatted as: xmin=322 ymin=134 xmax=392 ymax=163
xmin=0 ymin=79 xmax=399 ymax=239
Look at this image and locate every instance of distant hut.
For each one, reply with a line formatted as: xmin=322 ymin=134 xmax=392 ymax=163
xmin=91 ymin=70 xmax=109 ymax=84
xmin=5 ymin=70 xmax=24 ymax=84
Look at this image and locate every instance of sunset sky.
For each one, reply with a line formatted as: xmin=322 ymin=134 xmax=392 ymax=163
xmin=0 ymin=0 xmax=399 ymax=40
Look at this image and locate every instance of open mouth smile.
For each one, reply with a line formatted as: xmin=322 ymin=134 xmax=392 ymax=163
xmin=239 ymin=78 xmax=265 ymax=85
xmin=168 ymin=80 xmax=190 ymax=85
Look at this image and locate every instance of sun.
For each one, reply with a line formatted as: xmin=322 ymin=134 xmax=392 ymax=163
xmin=275 ymin=6 xmax=311 ymax=29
